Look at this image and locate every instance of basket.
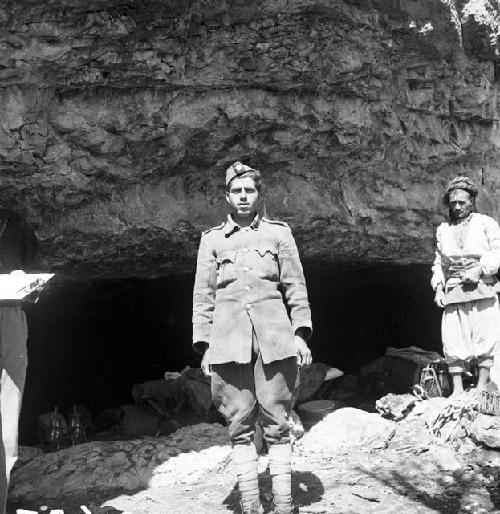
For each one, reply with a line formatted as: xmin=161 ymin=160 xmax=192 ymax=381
xmin=479 ymin=390 xmax=500 ymax=415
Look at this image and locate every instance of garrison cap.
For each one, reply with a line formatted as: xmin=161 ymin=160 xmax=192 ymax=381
xmin=444 ymin=176 xmax=478 ymax=204
xmin=225 ymin=161 xmax=260 ymax=186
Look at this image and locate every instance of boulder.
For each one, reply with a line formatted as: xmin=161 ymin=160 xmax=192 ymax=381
xmin=10 ymin=423 xmax=230 ymax=502
xmin=471 ymin=414 xmax=500 ymax=449
xmin=15 ymin=446 xmax=44 ymax=469
xmin=299 ymin=407 xmax=396 ymax=454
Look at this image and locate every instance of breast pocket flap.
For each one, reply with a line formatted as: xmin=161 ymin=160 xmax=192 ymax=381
xmin=216 ymin=250 xmax=237 ymax=265
xmin=256 ymin=246 xmax=278 ymax=258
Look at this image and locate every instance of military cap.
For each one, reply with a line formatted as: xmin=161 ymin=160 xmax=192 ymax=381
xmin=444 ymin=176 xmax=478 ymax=204
xmin=225 ymin=161 xmax=260 ymax=186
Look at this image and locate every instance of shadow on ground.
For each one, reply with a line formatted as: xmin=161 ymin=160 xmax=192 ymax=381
xmin=223 ymin=469 xmax=324 ymax=513
xmin=357 ymin=458 xmax=494 ymax=513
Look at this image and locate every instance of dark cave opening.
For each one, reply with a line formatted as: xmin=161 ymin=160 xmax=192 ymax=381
xmin=19 ymin=263 xmax=442 ymax=444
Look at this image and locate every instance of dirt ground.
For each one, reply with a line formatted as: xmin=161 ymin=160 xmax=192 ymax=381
xmin=8 ymin=443 xmax=500 ymax=514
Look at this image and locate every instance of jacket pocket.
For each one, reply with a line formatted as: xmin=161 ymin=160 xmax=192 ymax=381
xmin=216 ymin=250 xmax=237 ymax=286
xmin=254 ymin=246 xmax=279 ymax=278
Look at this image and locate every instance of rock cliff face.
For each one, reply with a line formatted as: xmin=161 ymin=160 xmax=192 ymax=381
xmin=1 ymin=0 xmax=500 ymax=278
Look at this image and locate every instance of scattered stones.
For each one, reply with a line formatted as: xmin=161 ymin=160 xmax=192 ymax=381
xmin=425 ymin=393 xmax=479 ymax=444
xmin=376 ymin=393 xmax=416 ymax=421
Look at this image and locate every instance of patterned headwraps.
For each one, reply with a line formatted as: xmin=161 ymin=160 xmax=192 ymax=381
xmin=444 ymin=176 xmax=478 ymax=204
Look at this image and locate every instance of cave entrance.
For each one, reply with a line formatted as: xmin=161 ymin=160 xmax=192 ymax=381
xmin=19 ymin=263 xmax=442 ymax=444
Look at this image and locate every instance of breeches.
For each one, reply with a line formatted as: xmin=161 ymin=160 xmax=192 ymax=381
xmin=442 ymin=296 xmax=500 ymax=373
xmin=0 ymin=306 xmax=27 ymax=514
xmin=211 ymin=354 xmax=297 ymax=445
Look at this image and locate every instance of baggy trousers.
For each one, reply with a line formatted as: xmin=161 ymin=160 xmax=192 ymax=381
xmin=211 ymin=354 xmax=297 ymax=445
xmin=442 ymin=296 xmax=500 ymax=373
xmin=0 ymin=306 xmax=28 ymax=514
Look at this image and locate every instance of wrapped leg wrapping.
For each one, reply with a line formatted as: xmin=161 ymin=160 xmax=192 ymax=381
xmin=232 ymin=443 xmax=260 ymax=512
xmin=268 ymin=443 xmax=292 ymax=513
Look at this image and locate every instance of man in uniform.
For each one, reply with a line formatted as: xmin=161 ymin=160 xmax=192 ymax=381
xmin=0 ymin=209 xmax=38 ymax=514
xmin=192 ymin=162 xmax=312 ymax=514
xmin=432 ymin=177 xmax=500 ymax=394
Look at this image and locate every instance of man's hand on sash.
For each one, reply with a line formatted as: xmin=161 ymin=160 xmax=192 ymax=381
xmin=434 ymin=284 xmax=446 ymax=308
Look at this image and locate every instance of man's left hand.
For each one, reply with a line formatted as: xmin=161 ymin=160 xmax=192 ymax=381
xmin=295 ymin=335 xmax=312 ymax=367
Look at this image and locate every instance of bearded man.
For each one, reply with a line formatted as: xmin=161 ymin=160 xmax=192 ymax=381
xmin=432 ymin=176 xmax=500 ymax=395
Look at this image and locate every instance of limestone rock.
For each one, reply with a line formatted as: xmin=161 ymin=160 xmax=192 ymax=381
xmin=376 ymin=393 xmax=416 ymax=421
xmin=10 ymin=423 xmax=230 ymax=502
xmin=299 ymin=407 xmax=396 ymax=454
xmin=0 ymin=1 xmax=498 ymax=278
xmin=15 ymin=445 xmax=44 ymax=469
xmin=471 ymin=414 xmax=500 ymax=449
xmin=388 ymin=413 xmax=433 ymax=451
xmin=426 ymin=446 xmax=462 ymax=472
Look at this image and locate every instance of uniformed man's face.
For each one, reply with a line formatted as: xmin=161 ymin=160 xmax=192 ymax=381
xmin=448 ymin=189 xmax=473 ymax=220
xmin=226 ymin=176 xmax=259 ymax=217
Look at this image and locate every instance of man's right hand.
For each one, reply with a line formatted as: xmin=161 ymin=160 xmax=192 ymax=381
xmin=434 ymin=286 xmax=446 ymax=308
xmin=201 ymin=348 xmax=212 ymax=377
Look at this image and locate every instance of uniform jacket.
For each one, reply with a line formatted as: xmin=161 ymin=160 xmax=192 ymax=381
xmin=192 ymin=214 xmax=312 ymax=365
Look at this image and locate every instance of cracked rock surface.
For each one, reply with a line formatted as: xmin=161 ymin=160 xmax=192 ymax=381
xmin=10 ymin=423 xmax=231 ymax=502
xmin=1 ymin=0 xmax=500 ymax=278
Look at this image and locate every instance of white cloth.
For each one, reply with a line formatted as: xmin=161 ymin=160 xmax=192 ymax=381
xmin=431 ymin=213 xmax=500 ymax=291
xmin=432 ymin=213 xmax=500 ymax=374
xmin=0 ymin=306 xmax=28 ymax=514
xmin=441 ymin=296 xmax=500 ymax=365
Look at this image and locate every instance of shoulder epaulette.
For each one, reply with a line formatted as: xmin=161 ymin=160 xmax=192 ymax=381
xmin=261 ymin=216 xmax=288 ymax=227
xmin=202 ymin=222 xmax=225 ymax=235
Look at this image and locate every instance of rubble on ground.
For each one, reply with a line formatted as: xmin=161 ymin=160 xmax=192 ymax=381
xmin=11 ymin=391 xmax=500 ymax=514
xmin=426 ymin=394 xmax=479 ymax=444
xmin=12 ymin=352 xmax=500 ymax=512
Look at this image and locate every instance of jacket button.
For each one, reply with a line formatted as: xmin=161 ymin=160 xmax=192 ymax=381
xmin=245 ymin=286 xmax=251 ymax=291
xmin=245 ymin=304 xmax=251 ymax=309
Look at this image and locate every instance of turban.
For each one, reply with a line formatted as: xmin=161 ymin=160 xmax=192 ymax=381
xmin=444 ymin=176 xmax=478 ymax=203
